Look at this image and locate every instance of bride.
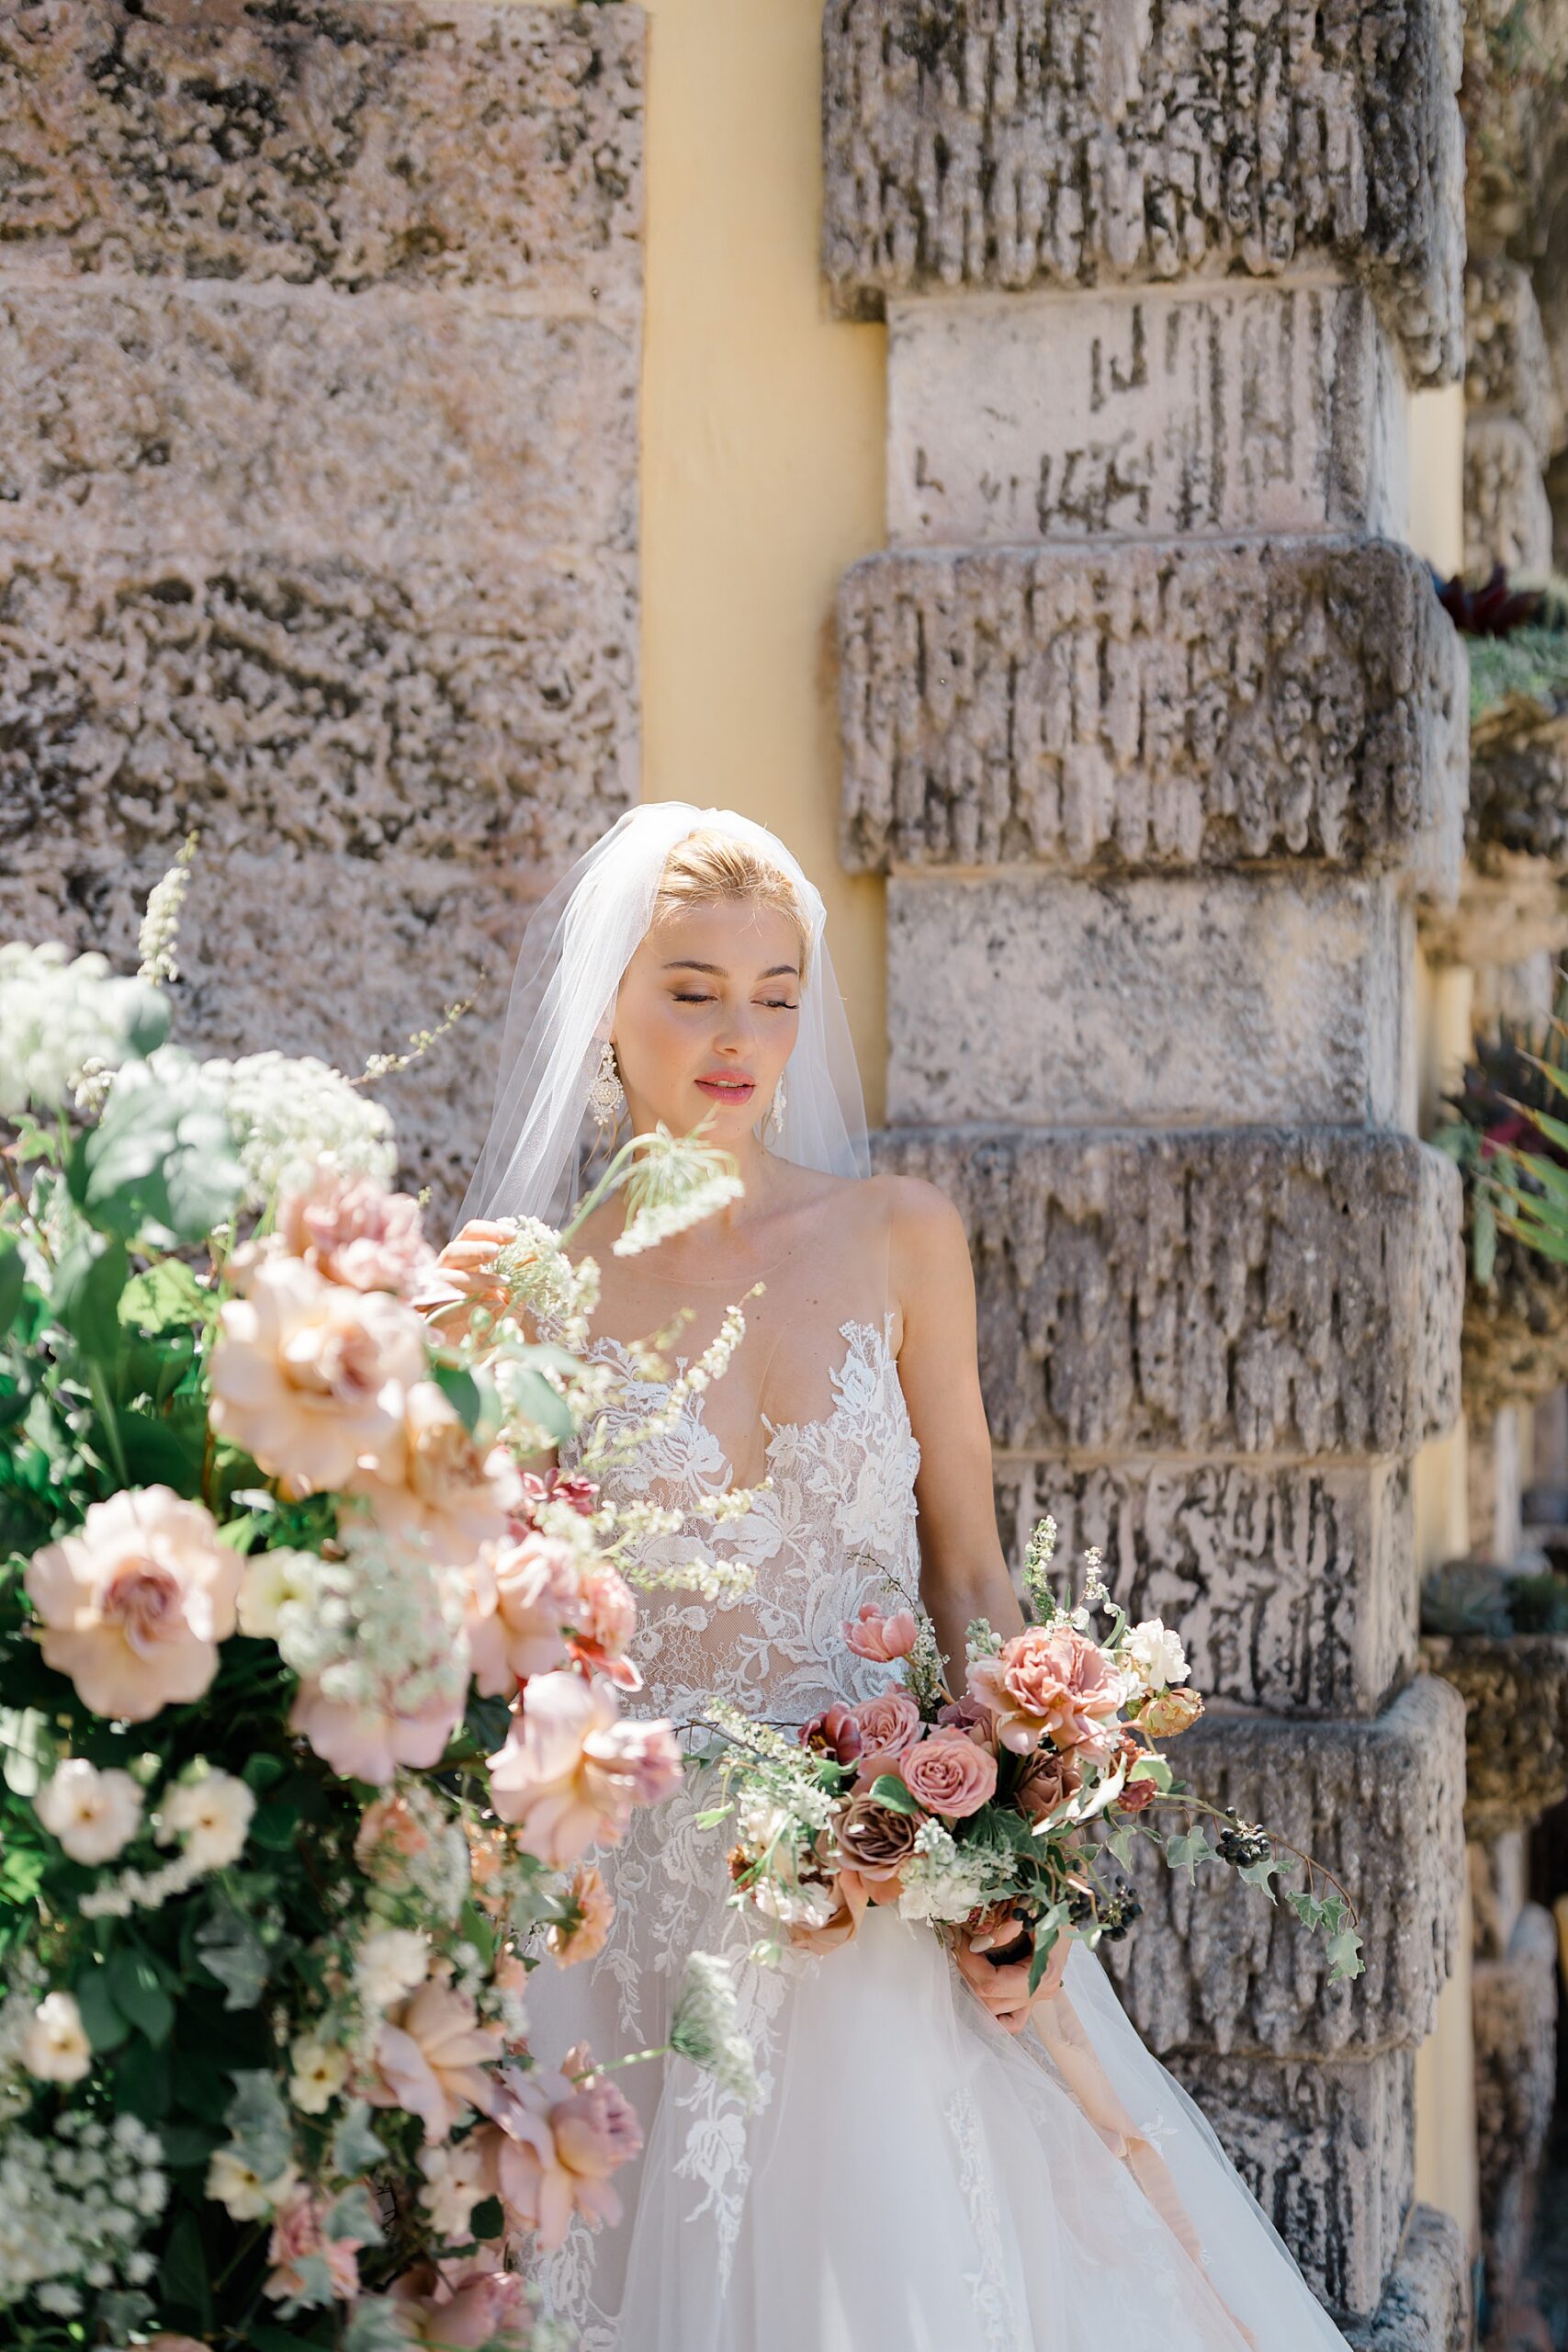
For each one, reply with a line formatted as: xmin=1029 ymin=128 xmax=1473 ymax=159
xmin=458 ymin=802 xmax=1353 ymax=2352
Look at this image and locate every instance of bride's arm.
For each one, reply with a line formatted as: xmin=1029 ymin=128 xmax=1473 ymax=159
xmin=887 ymin=1176 xmax=1025 ymax=1692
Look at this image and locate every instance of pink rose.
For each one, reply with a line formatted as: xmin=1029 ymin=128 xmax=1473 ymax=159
xmin=275 ymin=1166 xmax=435 ymax=1297
xmin=547 ymin=1861 xmax=615 ymax=1967
xmin=369 ymin=1973 xmax=506 ymax=2143
xmin=467 ymin=1533 xmax=582 ymax=1696
xmin=349 ymin=1381 xmax=519 ymax=1570
xmin=850 ymin=1688 xmax=924 ymax=1785
xmin=484 ymin=2049 xmax=643 ymax=2251
xmin=801 ymin=1703 xmax=864 ymax=1766
xmin=264 ymin=2188 xmax=362 ymax=2304
xmin=1012 ymin=1747 xmax=1082 ymax=1821
xmin=834 ymin=1796 xmax=918 ymax=1887
xmin=897 ymin=1728 xmax=998 ymax=1819
xmin=967 ymin=1624 xmax=1123 ymax=1757
xmin=391 ymin=2258 xmax=534 ymax=2350
xmin=843 ymin=1602 xmax=919 ymax=1662
xmin=487 ymin=1673 xmax=682 ymax=1866
xmin=289 ymin=1675 xmax=464 ymax=1787
xmin=27 ymin=1487 xmax=241 ymax=1722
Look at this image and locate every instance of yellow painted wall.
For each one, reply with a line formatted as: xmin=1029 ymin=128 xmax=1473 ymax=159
xmin=637 ymin=0 xmax=888 ymax=1117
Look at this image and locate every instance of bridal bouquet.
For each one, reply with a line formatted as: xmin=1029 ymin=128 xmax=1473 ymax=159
xmin=697 ymin=1525 xmax=1363 ymax=2024
xmin=0 ymin=871 xmax=757 ymax=2352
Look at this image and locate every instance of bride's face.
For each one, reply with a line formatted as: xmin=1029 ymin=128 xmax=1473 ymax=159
xmin=613 ymin=896 xmax=804 ymax=1148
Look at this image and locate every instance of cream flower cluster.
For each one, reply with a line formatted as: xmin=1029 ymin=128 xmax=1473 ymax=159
xmin=0 ymin=2109 xmax=166 ymax=2312
xmin=0 ymin=942 xmax=162 ymax=1119
xmin=78 ymin=1764 xmax=254 ymax=1919
xmin=207 ymin=1050 xmax=396 ymax=1208
xmin=896 ymin=1818 xmax=1015 ymax=1927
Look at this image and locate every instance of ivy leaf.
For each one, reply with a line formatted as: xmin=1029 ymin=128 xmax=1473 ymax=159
xmin=1164 ymin=1825 xmax=1213 ymax=1882
xmin=1326 ymin=1925 xmax=1365 ymax=1984
xmin=195 ymin=1910 xmax=270 ymax=2010
xmin=331 ymin=2102 xmax=387 ymax=2177
xmin=1237 ymin=1853 xmax=1283 ymax=1899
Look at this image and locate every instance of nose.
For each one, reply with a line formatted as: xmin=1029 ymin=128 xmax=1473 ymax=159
xmin=713 ymin=1003 xmax=758 ymax=1057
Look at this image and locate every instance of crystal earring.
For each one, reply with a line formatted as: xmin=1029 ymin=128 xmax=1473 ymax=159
xmin=766 ymin=1073 xmax=786 ymax=1144
xmin=590 ymin=1040 xmax=625 ymax=1136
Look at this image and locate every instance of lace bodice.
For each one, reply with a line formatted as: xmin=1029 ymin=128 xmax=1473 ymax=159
xmin=562 ymin=1313 xmax=923 ymax=1726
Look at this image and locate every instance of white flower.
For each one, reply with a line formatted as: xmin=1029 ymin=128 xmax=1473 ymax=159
xmin=0 ymin=942 xmax=164 ymax=1118
xmin=418 ymin=2136 xmax=491 ymax=2236
xmin=288 ymin=2034 xmax=350 ymax=2116
xmin=34 ymin=1758 xmax=144 ymax=1866
xmin=667 ymin=1951 xmax=758 ymax=2108
xmin=22 ymin=1993 xmax=92 ymax=2085
xmin=238 ymin=1546 xmax=319 ymax=1640
xmin=35 ymin=2282 xmax=82 ymax=2316
xmin=158 ymin=1768 xmax=254 ymax=1871
xmin=1125 ymin=1617 xmax=1190 ymax=1693
xmin=206 ymin=2146 xmax=298 ymax=2222
xmin=209 ymin=1050 xmax=396 ymax=1207
xmin=355 ymin=1928 xmax=429 ymax=2011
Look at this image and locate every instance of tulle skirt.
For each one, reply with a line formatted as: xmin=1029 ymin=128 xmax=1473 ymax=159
xmin=528 ymin=1835 xmax=1353 ymax=2352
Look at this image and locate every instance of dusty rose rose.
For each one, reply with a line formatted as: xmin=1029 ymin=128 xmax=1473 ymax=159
xmin=209 ymin=1256 xmax=425 ymax=1496
xmin=967 ymin=1623 xmax=1124 ymax=1758
xmin=289 ymin=1675 xmax=464 ymax=1787
xmin=271 ymin=1165 xmax=435 ymax=1297
xmin=897 ymin=1727 xmax=998 ymax=1819
xmin=834 ymin=1796 xmax=918 ymax=1887
xmin=547 ymin=1861 xmax=615 ymax=1967
xmin=1117 ymin=1771 xmax=1159 ymax=1815
xmin=351 ymin=1380 xmax=519 ymax=1568
xmin=843 ymin=1601 xmax=920 ymax=1662
xmin=568 ymin=1559 xmax=639 ymax=1688
xmin=264 ymin=2188 xmax=362 ymax=2304
xmin=466 ymin=1532 xmax=581 ymax=1695
xmin=849 ymin=1688 xmax=924 ymax=1784
xmin=369 ymin=1972 xmax=507 ymax=2143
xmin=937 ymin=1692 xmax=998 ymax=1747
xmin=953 ymin=1905 xmax=1068 ymax=2034
xmin=1012 ymin=1747 xmax=1082 ymax=1821
xmin=524 ymin=1469 xmax=599 ymax=1519
xmin=26 ymin=1487 xmax=241 ymax=1722
xmin=487 ymin=1672 xmax=682 ymax=1866
xmin=355 ymin=1791 xmax=434 ymax=1888
xmin=485 ymin=2048 xmax=643 ymax=2251
xmin=801 ymin=1703 xmax=864 ymax=1766
xmin=391 ymin=2257 xmax=534 ymax=2350
xmin=1138 ymin=1686 xmax=1205 ymax=1739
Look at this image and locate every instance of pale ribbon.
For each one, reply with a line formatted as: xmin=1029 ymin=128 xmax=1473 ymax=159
xmin=1027 ymin=1984 xmax=1260 ymax=2352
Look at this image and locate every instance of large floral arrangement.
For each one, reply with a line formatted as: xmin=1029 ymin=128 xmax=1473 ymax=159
xmin=696 ymin=1527 xmax=1363 ymax=2024
xmin=0 ymin=875 xmax=759 ymax=2351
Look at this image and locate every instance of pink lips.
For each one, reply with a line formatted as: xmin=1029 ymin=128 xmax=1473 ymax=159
xmin=695 ymin=1074 xmax=755 ymax=1105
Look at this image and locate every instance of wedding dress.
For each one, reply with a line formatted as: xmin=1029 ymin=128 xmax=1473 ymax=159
xmin=525 ymin=1236 xmax=1355 ymax=2352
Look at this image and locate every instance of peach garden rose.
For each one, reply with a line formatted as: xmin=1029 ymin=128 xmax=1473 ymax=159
xmin=897 ymin=1726 xmax=998 ymax=1819
xmin=26 ymin=1486 xmax=241 ymax=1722
xmin=486 ymin=1670 xmax=682 ymax=1868
xmin=966 ymin=1623 xmax=1124 ymax=1758
xmin=349 ymin=1378 xmax=519 ymax=1568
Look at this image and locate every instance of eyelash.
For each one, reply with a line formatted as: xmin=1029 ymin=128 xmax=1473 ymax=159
xmin=671 ymin=992 xmax=797 ymax=1011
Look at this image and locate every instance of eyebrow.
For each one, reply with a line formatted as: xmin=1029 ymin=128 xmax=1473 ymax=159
xmin=661 ymin=958 xmax=800 ymax=979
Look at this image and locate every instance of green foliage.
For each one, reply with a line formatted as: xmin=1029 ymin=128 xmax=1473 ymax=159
xmin=1469 ymin=625 xmax=1568 ymax=723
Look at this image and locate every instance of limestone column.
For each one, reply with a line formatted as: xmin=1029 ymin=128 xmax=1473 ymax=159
xmin=823 ymin=5 xmax=1472 ymax=2341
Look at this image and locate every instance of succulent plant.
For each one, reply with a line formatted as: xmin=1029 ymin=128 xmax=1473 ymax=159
xmin=1437 ymin=562 xmax=1547 ymax=637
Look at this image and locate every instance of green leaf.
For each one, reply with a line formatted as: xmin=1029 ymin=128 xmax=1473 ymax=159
xmin=468 ymin=2194 xmax=505 ymax=2243
xmin=119 ymin=1259 xmax=206 ymax=1332
xmin=0 ymin=1244 xmax=24 ymax=1340
xmin=1237 ymin=1853 xmax=1283 ymax=1899
xmin=1104 ymin=1823 xmax=1137 ymax=1869
xmin=331 ymin=2101 xmax=387 ymax=2177
xmin=694 ymin=1804 xmax=733 ymax=1829
xmin=73 ymin=1964 xmax=130 ymax=2053
xmin=114 ymin=2032 xmax=172 ymax=2119
xmin=867 ymin=1772 xmax=921 ymax=1816
xmin=118 ymin=1404 xmax=207 ymax=1494
xmin=431 ymin=1359 xmax=483 ymax=1434
xmin=1126 ymin=1753 xmax=1173 ymax=1793
xmin=161 ymin=2207 xmax=213 ymax=2333
xmin=108 ymin=1947 xmax=175 ymax=2045
xmin=1164 ymin=1825 xmax=1213 ymax=1881
xmin=159 ymin=2122 xmax=219 ymax=2167
xmin=1325 ymin=1925 xmax=1365 ymax=1984
xmin=196 ymin=1909 xmax=270 ymax=2009
xmin=82 ymin=1080 xmax=244 ymax=1245
xmin=502 ymin=1365 xmax=576 ymax=1444
xmin=1027 ymin=1925 xmax=1059 ymax=1995
xmin=53 ymin=1235 xmax=130 ymax=1365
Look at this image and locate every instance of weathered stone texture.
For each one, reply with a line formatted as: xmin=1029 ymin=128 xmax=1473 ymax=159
xmin=0 ymin=0 xmax=643 ymax=302
xmin=0 ymin=551 xmax=637 ymax=872
xmin=0 ymin=288 xmax=638 ymax=562
xmin=1464 ymin=260 xmax=1562 ymax=460
xmin=873 ymin=1127 xmax=1463 ymax=1459
xmin=1472 ymin=1903 xmax=1559 ymax=2307
xmin=994 ymin=1458 xmax=1416 ymax=1720
xmin=821 ymin=0 xmax=1464 ymax=384
xmin=1422 ymin=1632 xmax=1568 ymax=1831
xmin=1419 ymin=848 xmax=1568 ymax=968
xmin=838 ymin=540 xmax=1466 ymax=898
xmin=1344 ymin=2206 xmax=1472 ymax=2352
xmin=886 ymin=872 xmax=1413 ymax=1130
xmin=1101 ymin=1678 xmax=1467 ymax=2060
xmin=886 ymin=284 xmax=1410 ymax=544
xmin=1464 ymin=415 xmax=1555 ymax=573
xmin=1460 ymin=0 xmax=1568 ymax=257
xmin=1168 ymin=2049 xmax=1413 ymax=2317
xmin=1468 ymin=699 xmax=1568 ymax=865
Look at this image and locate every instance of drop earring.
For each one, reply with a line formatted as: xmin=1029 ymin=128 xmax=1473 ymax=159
xmin=766 ymin=1073 xmax=786 ymax=1144
xmin=590 ymin=1040 xmax=625 ymax=1136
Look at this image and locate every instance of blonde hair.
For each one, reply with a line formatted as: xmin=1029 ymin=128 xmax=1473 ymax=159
xmin=652 ymin=828 xmax=810 ymax=976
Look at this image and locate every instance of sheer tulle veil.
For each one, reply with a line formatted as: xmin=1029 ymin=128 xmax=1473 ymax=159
xmin=455 ymin=802 xmax=872 ymax=1231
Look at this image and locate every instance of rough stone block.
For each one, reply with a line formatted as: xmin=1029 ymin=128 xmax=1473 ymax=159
xmin=0 ymin=0 xmax=644 ymax=304
xmin=1459 ymin=0 xmax=1568 ymax=260
xmin=1464 ymin=260 xmax=1561 ymax=461
xmin=1100 ymin=1677 xmax=1467 ymax=2061
xmin=887 ymin=285 xmax=1409 ymax=543
xmin=0 ymin=288 xmax=637 ymax=563
xmin=1469 ymin=1830 xmax=1530 ymax=1964
xmin=0 ymin=845 xmax=528 ymax=1235
xmin=0 ymin=549 xmax=637 ymax=876
xmin=1472 ymin=1901 xmax=1558 ymax=2301
xmin=1419 ymin=849 xmax=1568 ymax=969
xmin=1468 ymin=696 xmax=1568 ymax=867
xmin=886 ymin=871 xmax=1414 ymax=1130
xmin=1167 ymin=2049 xmax=1414 ymax=2318
xmin=837 ymin=539 xmax=1465 ymax=899
xmin=1464 ymin=416 xmax=1554 ymax=574
xmin=994 ymin=1458 xmax=1416 ymax=1721
xmin=1344 ymin=2205 xmax=1472 ymax=2352
xmin=821 ymin=0 xmax=1464 ymax=385
xmin=1421 ymin=1633 xmax=1568 ymax=1833
xmin=873 ymin=1126 xmax=1463 ymax=1459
